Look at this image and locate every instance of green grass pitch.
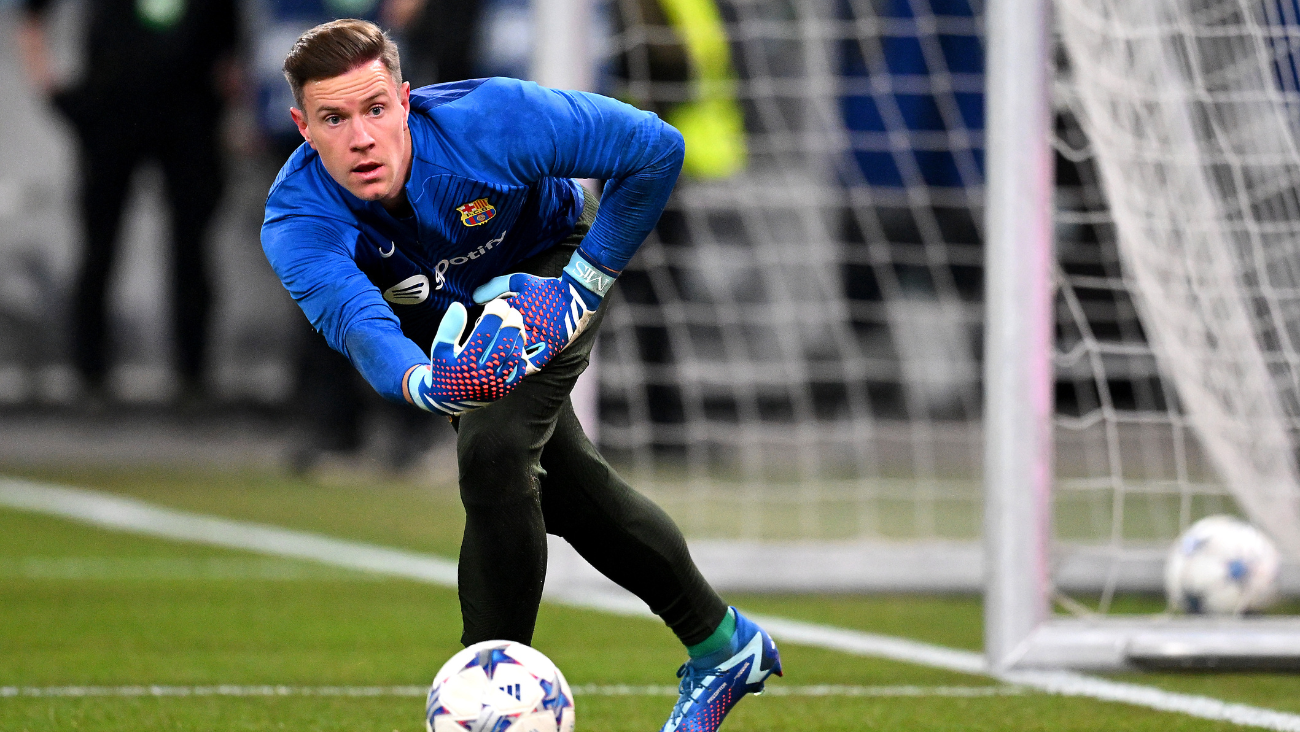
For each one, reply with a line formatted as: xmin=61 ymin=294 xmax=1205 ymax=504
xmin=2 ymin=465 xmax=1300 ymax=730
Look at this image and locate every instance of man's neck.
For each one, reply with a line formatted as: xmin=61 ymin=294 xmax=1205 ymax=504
xmin=385 ymin=193 xmax=414 ymax=218
xmin=380 ymin=128 xmax=415 ymax=217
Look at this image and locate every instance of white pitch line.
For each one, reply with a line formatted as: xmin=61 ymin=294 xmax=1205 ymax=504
xmin=0 ymin=684 xmax=1026 ymax=699
xmin=749 ymin=613 xmax=987 ymax=676
xmin=1001 ymin=670 xmax=1300 ymax=732
xmin=0 ymin=685 xmax=430 ymax=698
xmin=0 ymin=479 xmax=458 ymax=585
xmin=0 ymin=556 xmax=384 ymax=581
xmin=570 ymin=684 xmax=1027 ymax=698
xmin=5 ymin=477 xmax=1300 ymax=731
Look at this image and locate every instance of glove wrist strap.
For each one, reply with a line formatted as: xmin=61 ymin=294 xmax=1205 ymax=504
xmin=564 ymin=250 xmax=618 ymax=297
xmin=404 ymin=364 xmax=432 ymax=412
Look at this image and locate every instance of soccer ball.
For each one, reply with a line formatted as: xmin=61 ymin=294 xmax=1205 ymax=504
xmin=1165 ymin=515 xmax=1281 ymax=615
xmin=426 ymin=640 xmax=575 ymax=732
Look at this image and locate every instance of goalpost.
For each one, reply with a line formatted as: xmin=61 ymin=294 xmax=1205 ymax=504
xmin=574 ymin=0 xmax=1300 ymax=670
xmin=982 ymin=0 xmax=1055 ymax=672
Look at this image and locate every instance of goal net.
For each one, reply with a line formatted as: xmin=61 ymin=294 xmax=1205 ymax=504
xmin=596 ymin=0 xmax=1300 ymax=606
xmin=596 ymin=0 xmax=986 ymax=568
xmin=1054 ymin=0 xmax=1300 ymax=596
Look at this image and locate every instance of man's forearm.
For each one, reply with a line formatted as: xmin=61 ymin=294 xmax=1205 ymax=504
xmin=574 ymin=120 xmax=686 ymax=275
xmin=341 ymin=318 xmax=427 ymax=405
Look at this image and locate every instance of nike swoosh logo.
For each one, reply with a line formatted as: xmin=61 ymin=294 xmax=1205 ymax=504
xmin=379 ymin=242 xmax=395 ymax=258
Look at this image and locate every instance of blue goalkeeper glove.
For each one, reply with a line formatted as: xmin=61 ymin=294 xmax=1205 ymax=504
xmin=471 ymin=250 xmax=616 ymax=370
xmin=404 ymin=299 xmax=536 ymax=416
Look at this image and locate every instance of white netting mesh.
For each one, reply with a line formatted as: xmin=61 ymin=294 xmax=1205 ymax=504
xmin=597 ymin=0 xmax=986 ymax=541
xmin=1056 ymin=0 xmax=1300 ymax=560
xmin=595 ymin=0 xmax=1300 ymax=593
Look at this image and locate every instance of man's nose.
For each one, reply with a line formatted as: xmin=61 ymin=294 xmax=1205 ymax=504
xmin=350 ymin=121 xmax=376 ymax=150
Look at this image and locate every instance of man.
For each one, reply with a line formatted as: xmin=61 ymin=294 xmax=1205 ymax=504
xmin=18 ymin=0 xmax=237 ymax=400
xmin=249 ymin=0 xmax=437 ymax=472
xmin=260 ymin=19 xmax=781 ymax=732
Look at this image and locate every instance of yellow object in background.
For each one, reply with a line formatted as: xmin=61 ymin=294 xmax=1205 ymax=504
xmin=657 ymin=0 xmax=747 ymax=178
xmin=668 ymin=98 xmax=746 ymax=179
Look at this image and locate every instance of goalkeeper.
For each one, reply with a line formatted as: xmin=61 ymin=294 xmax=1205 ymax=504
xmin=261 ymin=19 xmax=780 ymax=732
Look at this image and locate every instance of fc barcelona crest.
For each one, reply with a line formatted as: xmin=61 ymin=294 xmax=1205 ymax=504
xmin=456 ymin=198 xmax=496 ymax=227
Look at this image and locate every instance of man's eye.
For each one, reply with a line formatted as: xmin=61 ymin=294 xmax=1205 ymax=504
xmin=370 ymin=105 xmax=383 ymax=116
xmin=325 ymin=115 xmax=341 ymax=125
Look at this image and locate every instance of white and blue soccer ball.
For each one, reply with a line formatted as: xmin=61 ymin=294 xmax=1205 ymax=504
xmin=426 ymin=640 xmax=575 ymax=732
xmin=1165 ymin=515 xmax=1281 ymax=615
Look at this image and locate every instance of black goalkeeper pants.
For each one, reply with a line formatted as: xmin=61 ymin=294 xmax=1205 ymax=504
xmin=452 ymin=198 xmax=728 ymax=649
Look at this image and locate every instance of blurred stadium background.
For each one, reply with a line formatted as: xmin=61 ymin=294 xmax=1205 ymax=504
xmin=11 ymin=0 xmax=1300 ymax=729
xmin=3 ymin=0 xmax=1300 ymax=614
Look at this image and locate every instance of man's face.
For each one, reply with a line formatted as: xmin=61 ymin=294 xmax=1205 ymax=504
xmin=291 ymin=59 xmax=412 ymax=206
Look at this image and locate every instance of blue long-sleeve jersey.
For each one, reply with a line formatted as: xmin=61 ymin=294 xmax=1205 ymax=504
xmin=262 ymin=77 xmax=684 ymax=403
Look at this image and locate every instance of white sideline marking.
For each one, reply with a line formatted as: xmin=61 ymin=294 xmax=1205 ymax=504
xmin=1001 ymin=670 xmax=1300 ymax=732
xmin=1 ymin=685 xmax=430 ymax=698
xmin=750 ymin=614 xmax=987 ymax=675
xmin=0 ymin=479 xmax=458 ymax=585
xmin=0 ymin=557 xmax=382 ymax=580
xmin=4 ymin=478 xmax=1300 ymax=730
xmin=0 ymin=684 xmax=1025 ymax=699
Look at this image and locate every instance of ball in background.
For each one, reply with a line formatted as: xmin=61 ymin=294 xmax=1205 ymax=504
xmin=1165 ymin=515 xmax=1281 ymax=615
xmin=427 ymin=640 xmax=575 ymax=732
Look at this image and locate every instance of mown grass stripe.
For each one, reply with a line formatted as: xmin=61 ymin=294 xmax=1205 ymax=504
xmin=0 ymin=685 xmax=1027 ymax=699
xmin=5 ymin=477 xmax=1300 ymax=731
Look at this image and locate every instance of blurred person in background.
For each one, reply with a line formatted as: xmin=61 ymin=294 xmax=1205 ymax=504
xmin=389 ymin=0 xmax=482 ymax=88
xmin=252 ymin=0 xmax=385 ymax=467
xmin=254 ymin=0 xmax=382 ymax=161
xmin=612 ymin=0 xmax=745 ymax=179
xmin=250 ymin=0 xmax=480 ymax=472
xmin=16 ymin=0 xmax=240 ymax=405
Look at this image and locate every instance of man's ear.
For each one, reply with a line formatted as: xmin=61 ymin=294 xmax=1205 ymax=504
xmin=290 ymin=107 xmax=315 ymax=149
xmin=399 ymin=81 xmax=411 ymax=127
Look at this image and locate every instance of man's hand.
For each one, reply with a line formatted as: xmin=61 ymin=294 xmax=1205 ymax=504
xmin=404 ymin=299 xmax=536 ymax=415
xmin=472 ymin=250 xmax=615 ymax=370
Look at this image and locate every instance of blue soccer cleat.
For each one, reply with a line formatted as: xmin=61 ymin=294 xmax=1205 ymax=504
xmin=659 ymin=608 xmax=783 ymax=732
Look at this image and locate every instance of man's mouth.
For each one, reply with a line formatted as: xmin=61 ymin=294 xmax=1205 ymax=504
xmin=353 ymin=162 xmax=382 ymax=175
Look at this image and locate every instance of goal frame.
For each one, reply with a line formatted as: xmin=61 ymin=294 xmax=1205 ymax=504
xmin=983 ymin=0 xmax=1300 ymax=671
